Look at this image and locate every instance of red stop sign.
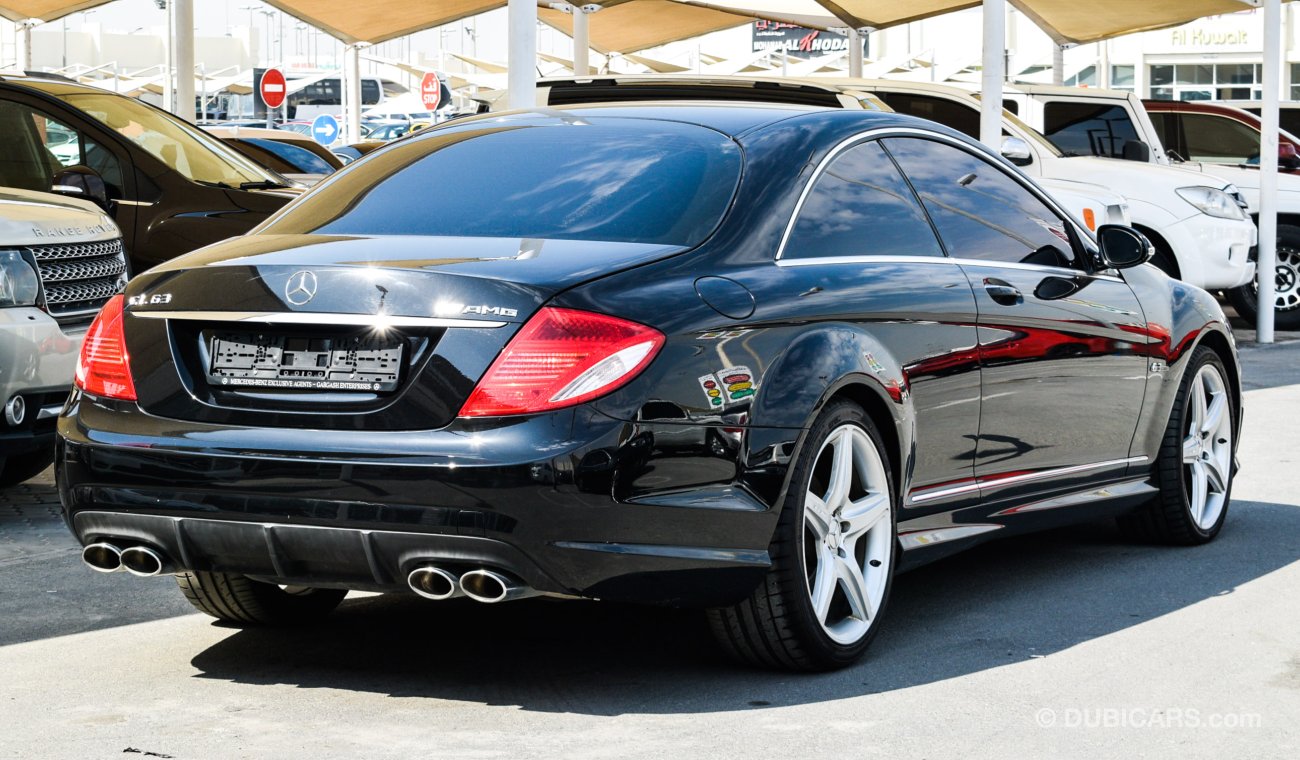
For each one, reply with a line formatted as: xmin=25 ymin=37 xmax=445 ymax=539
xmin=420 ymin=72 xmax=442 ymax=111
xmin=260 ymin=68 xmax=287 ymax=109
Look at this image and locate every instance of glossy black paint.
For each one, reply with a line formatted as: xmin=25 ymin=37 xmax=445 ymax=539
xmin=58 ymin=104 xmax=1242 ymax=607
xmin=0 ymin=76 xmax=300 ymax=273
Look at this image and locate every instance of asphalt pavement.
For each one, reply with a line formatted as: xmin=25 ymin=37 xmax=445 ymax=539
xmin=1 ymin=335 xmax=1297 ymax=759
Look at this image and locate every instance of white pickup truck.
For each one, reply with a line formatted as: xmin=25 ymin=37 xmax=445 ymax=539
xmin=536 ymin=76 xmax=1257 ymax=299
xmin=1005 ymin=84 xmax=1298 ymax=328
xmin=1 ymin=188 xmax=126 ymax=486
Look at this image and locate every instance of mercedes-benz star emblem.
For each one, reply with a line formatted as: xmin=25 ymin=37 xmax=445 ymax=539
xmin=284 ymin=270 xmax=318 ymax=306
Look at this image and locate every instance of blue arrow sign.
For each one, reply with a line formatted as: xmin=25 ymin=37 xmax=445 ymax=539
xmin=312 ymin=114 xmax=340 ymax=146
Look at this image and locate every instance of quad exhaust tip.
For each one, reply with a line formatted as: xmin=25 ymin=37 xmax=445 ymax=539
xmin=407 ymin=566 xmax=463 ymax=600
xmin=81 ymin=542 xmax=123 ymax=573
xmin=120 ymin=546 xmax=165 ymax=577
xmin=459 ymin=569 xmax=540 ymax=604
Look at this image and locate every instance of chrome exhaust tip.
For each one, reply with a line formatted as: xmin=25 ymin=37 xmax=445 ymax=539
xmin=82 ymin=542 xmax=123 ymax=573
xmin=407 ymin=566 xmax=463 ymax=600
xmin=459 ymin=569 xmax=539 ymax=604
xmin=119 ymin=545 xmax=165 ymax=577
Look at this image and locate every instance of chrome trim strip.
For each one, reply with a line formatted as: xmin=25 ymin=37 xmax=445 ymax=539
xmin=898 ymin=524 xmax=1002 ymax=550
xmin=908 ymin=456 xmax=1148 ymax=504
xmin=774 ymin=126 xmax=1095 ymax=263
xmin=775 ymin=254 xmax=1122 ymax=282
xmin=112 ymin=199 xmax=155 ymax=207
xmin=36 ymin=404 xmax=63 ymax=420
xmin=129 ymin=310 xmax=507 ymax=328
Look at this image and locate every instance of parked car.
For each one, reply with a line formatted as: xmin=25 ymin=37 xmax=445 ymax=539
xmin=331 ymin=140 xmax=386 ymax=165
xmin=203 ymin=126 xmax=344 ymax=187
xmin=1 ymin=187 xmax=125 ymax=486
xmin=0 ymin=74 xmax=302 ymax=274
xmin=537 ymin=76 xmax=1257 ymax=296
xmin=1217 ymin=100 xmax=1300 ymax=141
xmin=1143 ymin=99 xmax=1300 ymax=323
xmin=60 ymin=104 xmax=1240 ymax=671
xmin=1003 ymin=84 xmax=1300 ymax=328
xmin=364 ymin=121 xmax=429 ymax=141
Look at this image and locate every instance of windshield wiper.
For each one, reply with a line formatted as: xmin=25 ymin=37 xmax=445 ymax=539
xmin=239 ymin=180 xmax=290 ymax=190
xmin=194 ymin=179 xmax=237 ymax=189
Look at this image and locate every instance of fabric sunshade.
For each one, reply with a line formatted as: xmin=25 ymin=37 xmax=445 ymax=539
xmin=0 ymin=0 xmax=1270 ymax=51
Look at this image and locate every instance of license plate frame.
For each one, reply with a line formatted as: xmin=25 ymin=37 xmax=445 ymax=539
xmin=205 ymin=331 xmax=405 ymax=393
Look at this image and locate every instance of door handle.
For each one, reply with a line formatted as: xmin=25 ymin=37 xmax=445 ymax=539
xmin=983 ymin=279 xmax=1023 ymax=305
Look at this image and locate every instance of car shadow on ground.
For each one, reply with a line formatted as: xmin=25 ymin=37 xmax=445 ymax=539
xmin=188 ymin=498 xmax=1300 ymax=715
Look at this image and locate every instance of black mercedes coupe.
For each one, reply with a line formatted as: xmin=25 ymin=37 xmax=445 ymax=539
xmin=57 ymin=103 xmax=1242 ymax=671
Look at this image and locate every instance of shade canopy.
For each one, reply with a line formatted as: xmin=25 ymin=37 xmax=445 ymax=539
xmin=0 ymin=1 xmax=1265 ymax=49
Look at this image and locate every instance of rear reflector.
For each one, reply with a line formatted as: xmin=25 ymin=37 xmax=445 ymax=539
xmin=74 ymin=294 xmax=137 ymax=401
xmin=458 ymin=307 xmax=664 ymax=417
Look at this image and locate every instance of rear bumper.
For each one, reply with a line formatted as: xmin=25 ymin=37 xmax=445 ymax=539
xmin=57 ymin=394 xmax=785 ymax=606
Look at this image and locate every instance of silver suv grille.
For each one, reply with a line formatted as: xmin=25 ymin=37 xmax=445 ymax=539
xmin=26 ymin=238 xmax=128 ymax=324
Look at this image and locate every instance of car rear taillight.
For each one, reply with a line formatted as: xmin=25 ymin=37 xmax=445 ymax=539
xmin=458 ymin=307 xmax=664 ymax=417
xmin=74 ymin=294 xmax=137 ymax=401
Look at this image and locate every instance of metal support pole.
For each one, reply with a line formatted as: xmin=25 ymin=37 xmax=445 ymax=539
xmin=572 ymin=6 xmax=589 ymax=77
xmin=344 ymin=43 xmax=362 ymax=143
xmin=16 ymin=20 xmax=34 ymax=70
xmin=1259 ymin=0 xmax=1281 ymax=343
xmin=980 ymin=0 xmax=1006 ymax=150
xmin=174 ymin=0 xmax=195 ymax=121
xmin=508 ymin=0 xmax=537 ymax=109
xmin=1052 ymin=44 xmax=1064 ymax=86
xmin=848 ymin=28 xmax=863 ymax=78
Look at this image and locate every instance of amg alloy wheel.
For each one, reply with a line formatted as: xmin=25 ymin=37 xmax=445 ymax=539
xmin=1226 ymin=224 xmax=1300 ymax=331
xmin=1120 ymin=346 xmax=1235 ymax=544
xmin=708 ymin=400 xmax=896 ymax=671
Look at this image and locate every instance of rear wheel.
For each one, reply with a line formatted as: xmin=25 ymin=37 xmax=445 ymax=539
xmin=0 ymin=449 xmax=54 ymax=488
xmin=176 ymin=571 xmax=347 ymax=625
xmin=1226 ymin=223 xmax=1300 ymax=331
xmin=1119 ymin=346 xmax=1235 ymax=544
xmin=707 ymin=400 xmax=896 ymax=671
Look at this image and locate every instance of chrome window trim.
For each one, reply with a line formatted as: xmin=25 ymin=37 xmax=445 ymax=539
xmin=775 ymin=126 xmax=1100 ymax=273
xmin=774 ymin=254 xmax=1123 ymax=283
xmin=129 ymin=311 xmax=507 ymax=329
xmin=908 ymin=456 xmax=1149 ymax=504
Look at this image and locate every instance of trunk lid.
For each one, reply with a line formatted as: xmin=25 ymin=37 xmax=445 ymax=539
xmin=125 ymin=234 xmax=684 ymax=430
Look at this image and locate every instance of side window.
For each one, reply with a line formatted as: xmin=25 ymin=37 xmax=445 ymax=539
xmin=875 ymin=92 xmax=981 ymax=139
xmin=784 ymin=140 xmax=944 ymax=260
xmin=1042 ymin=102 xmax=1140 ymax=158
xmin=0 ymin=100 xmax=124 ymax=195
xmin=1178 ymin=113 xmax=1262 ymax=164
xmin=884 ymin=137 xmax=1079 ymax=268
xmin=1146 ymin=112 xmax=1174 ymax=154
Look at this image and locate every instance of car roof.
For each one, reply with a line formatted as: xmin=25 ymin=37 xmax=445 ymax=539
xmin=487 ymin=99 xmax=842 ymax=137
xmin=0 ymin=72 xmax=115 ymax=97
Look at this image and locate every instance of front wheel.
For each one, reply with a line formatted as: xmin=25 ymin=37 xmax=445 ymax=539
xmin=707 ymin=400 xmax=896 ymax=671
xmin=1225 ymin=223 xmax=1300 ymax=330
xmin=1119 ymin=346 xmax=1236 ymax=545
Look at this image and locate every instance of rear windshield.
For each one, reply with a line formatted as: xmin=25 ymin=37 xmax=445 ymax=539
xmin=260 ymin=119 xmax=742 ymax=246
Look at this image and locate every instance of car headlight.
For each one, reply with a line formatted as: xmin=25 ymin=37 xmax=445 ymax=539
xmin=1177 ymin=186 xmax=1247 ymax=220
xmin=0 ymin=251 xmax=40 ymax=308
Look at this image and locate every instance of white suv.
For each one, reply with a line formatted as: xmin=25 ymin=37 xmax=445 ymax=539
xmin=1 ymin=188 xmax=125 ymax=486
xmin=536 ymin=76 xmax=1257 ymax=294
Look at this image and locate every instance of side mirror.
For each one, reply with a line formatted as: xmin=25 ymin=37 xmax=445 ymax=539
xmin=1122 ymin=140 xmax=1151 ymax=163
xmin=1280 ymin=143 xmax=1300 ymax=170
xmin=1000 ymin=136 xmax=1032 ymax=166
xmin=1096 ymin=224 xmax=1154 ymax=269
xmin=51 ymin=165 xmax=110 ymax=210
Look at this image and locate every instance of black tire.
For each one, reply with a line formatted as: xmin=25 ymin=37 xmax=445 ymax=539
xmin=1118 ymin=346 xmax=1235 ymax=545
xmin=1147 ymin=241 xmax=1180 ymax=280
xmin=706 ymin=399 xmax=897 ymax=671
xmin=176 ymin=571 xmax=347 ymax=625
xmin=1225 ymin=223 xmax=1300 ymax=331
xmin=0 ymin=449 xmax=54 ymax=488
